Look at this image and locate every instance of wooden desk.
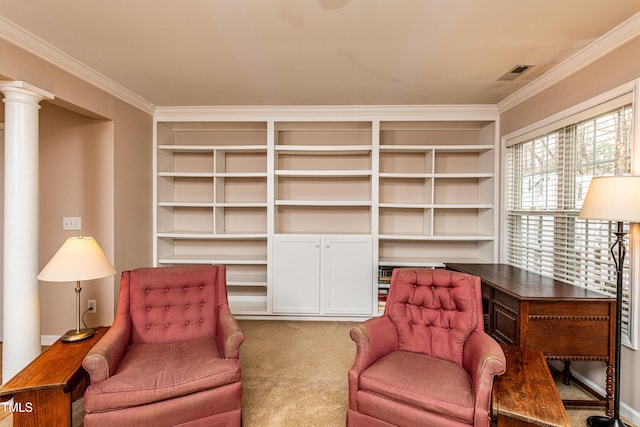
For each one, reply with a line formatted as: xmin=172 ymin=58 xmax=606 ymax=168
xmin=446 ymin=263 xmax=616 ymax=415
xmin=0 ymin=327 xmax=107 ymax=426
xmin=493 ymin=345 xmax=570 ymax=427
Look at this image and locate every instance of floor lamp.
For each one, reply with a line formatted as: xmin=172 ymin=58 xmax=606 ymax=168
xmin=37 ymin=236 xmax=116 ymax=342
xmin=579 ymin=176 xmax=640 ymax=427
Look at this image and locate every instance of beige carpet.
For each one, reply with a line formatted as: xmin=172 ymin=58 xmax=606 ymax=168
xmin=1 ymin=320 xmax=636 ymax=426
xmin=239 ymin=320 xmax=636 ymax=427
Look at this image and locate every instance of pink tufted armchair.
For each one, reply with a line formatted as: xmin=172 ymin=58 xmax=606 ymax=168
xmin=348 ymin=268 xmax=506 ymax=427
xmin=82 ymin=264 xmax=244 ymax=427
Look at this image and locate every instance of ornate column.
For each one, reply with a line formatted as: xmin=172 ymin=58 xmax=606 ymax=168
xmin=0 ymin=81 xmax=54 ymax=383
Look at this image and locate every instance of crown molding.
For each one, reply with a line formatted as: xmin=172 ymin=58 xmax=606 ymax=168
xmin=1 ymin=11 xmax=638 ymax=117
xmin=497 ymin=12 xmax=640 ymax=113
xmin=0 ymin=16 xmax=155 ymax=115
xmin=154 ymin=104 xmax=499 ymax=122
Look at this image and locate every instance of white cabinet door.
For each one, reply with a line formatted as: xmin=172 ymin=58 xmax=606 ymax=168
xmin=323 ymin=236 xmax=373 ymax=315
xmin=273 ymin=235 xmax=373 ymax=316
xmin=272 ymin=236 xmax=321 ymax=314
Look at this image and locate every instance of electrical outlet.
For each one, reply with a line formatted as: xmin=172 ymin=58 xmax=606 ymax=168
xmin=88 ymin=299 xmax=97 ymax=313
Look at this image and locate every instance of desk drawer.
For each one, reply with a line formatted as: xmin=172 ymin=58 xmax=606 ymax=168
xmin=524 ymin=301 xmax=612 ymax=360
xmin=491 ymin=291 xmax=519 ymax=345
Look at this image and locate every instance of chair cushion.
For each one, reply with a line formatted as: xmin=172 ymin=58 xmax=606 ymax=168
xmin=129 ymin=265 xmax=218 ymax=344
xmin=359 ymin=351 xmax=474 ymax=423
xmin=388 ymin=268 xmax=479 ymax=365
xmin=84 ymin=337 xmax=241 ymax=414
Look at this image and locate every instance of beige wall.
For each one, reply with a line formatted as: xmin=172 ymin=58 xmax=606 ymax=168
xmin=0 ymin=38 xmax=153 ymax=336
xmin=500 ymin=34 xmax=640 ymax=417
xmin=38 ymin=103 xmax=115 ymax=333
xmin=501 ymin=36 xmax=640 ymax=137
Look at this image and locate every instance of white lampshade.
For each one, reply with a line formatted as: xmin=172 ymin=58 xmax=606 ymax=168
xmin=579 ymin=176 xmax=640 ymax=223
xmin=38 ymin=236 xmax=116 ymax=282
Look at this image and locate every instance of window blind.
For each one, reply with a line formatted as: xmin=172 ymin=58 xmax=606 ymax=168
xmin=506 ymin=104 xmax=634 ymax=343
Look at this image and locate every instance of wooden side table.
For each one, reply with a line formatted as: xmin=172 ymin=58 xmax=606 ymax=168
xmin=0 ymin=326 xmax=107 ymax=426
xmin=493 ymin=345 xmax=570 ymax=427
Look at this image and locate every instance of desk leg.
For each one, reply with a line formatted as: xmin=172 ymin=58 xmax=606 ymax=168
xmin=605 ymin=363 xmax=614 ymax=417
xmin=13 ymin=388 xmax=71 ymax=427
xmin=562 ymin=361 xmax=571 ymax=385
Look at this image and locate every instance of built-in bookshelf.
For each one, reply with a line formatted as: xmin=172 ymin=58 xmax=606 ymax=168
xmin=155 ymin=121 xmax=270 ymax=314
xmin=274 ymin=121 xmax=373 ymax=234
xmin=154 ymin=109 xmax=498 ymax=318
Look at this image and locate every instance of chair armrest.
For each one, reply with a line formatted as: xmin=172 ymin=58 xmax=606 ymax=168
xmin=82 ymin=314 xmax=131 ymax=385
xmin=349 ymin=315 xmax=397 ymax=371
xmin=348 ymin=315 xmax=397 ymax=410
xmin=463 ymin=331 xmax=506 ymax=427
xmin=216 ymin=304 xmax=245 ymax=359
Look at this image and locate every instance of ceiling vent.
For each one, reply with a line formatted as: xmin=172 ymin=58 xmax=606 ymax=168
xmin=498 ymin=64 xmax=534 ymax=81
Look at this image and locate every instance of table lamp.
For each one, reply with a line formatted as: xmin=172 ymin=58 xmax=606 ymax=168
xmin=37 ymin=236 xmax=116 ymax=342
xmin=579 ymin=175 xmax=640 ymax=427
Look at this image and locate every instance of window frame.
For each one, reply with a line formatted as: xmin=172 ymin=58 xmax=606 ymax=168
xmin=501 ymin=79 xmax=640 ymax=349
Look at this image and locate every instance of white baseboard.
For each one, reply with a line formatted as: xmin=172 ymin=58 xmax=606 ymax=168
xmin=550 ymin=361 xmax=640 ymax=425
xmin=40 ymin=335 xmax=60 ymax=346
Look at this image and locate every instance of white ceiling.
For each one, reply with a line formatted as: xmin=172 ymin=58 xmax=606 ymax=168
xmin=1 ymin=0 xmax=640 ymax=109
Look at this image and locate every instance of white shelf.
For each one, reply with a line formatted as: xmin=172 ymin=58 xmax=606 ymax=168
xmin=378 ymin=234 xmax=495 ymax=241
xmin=275 ymin=145 xmax=372 ymax=154
xmin=276 ymin=170 xmax=371 ymax=177
xmin=159 ymin=202 xmax=267 ymax=207
xmin=158 ymin=172 xmax=215 ymax=178
xmin=433 ymin=203 xmax=494 ymax=209
xmin=228 ymin=296 xmax=268 ymax=315
xmin=275 ymin=200 xmax=372 ymax=206
xmin=158 ymin=255 xmax=268 ymax=265
xmin=157 ymin=232 xmax=268 ymax=239
xmin=379 ymin=173 xmax=432 ymax=179
xmin=159 ymin=144 xmax=267 ymax=152
xmin=214 ymin=172 xmax=268 ymax=177
xmin=433 ymin=173 xmax=494 ymax=178
xmin=379 ymin=203 xmax=431 ymax=209
xmin=156 ymin=116 xmax=498 ymax=316
xmin=378 ymin=258 xmax=446 ymax=268
xmin=158 ymin=202 xmax=216 ymax=208
xmin=379 ymin=144 xmax=494 ymax=152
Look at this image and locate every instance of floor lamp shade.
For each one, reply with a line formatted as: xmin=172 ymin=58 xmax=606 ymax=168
xmin=38 ymin=236 xmax=116 ymax=342
xmin=579 ymin=176 xmax=640 ymax=222
xmin=578 ymin=176 xmax=640 ymax=427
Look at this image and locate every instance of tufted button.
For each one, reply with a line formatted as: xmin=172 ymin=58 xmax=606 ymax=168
xmin=185 ymin=320 xmax=190 ymax=325
xmin=199 ymin=284 xmax=204 ymax=289
xmin=146 ymin=307 xmax=151 ymax=311
xmin=146 ymin=325 xmax=151 ymax=329
xmin=199 ymin=318 xmax=204 ymax=323
xmin=165 ymin=305 xmax=170 ymax=310
xmin=185 ymin=304 xmax=190 ymax=309
xmin=166 ymin=323 xmax=171 ymax=328
xmin=200 ymin=301 xmax=205 ymax=307
xmin=145 ymin=289 xmax=150 ymax=293
xmin=183 ymin=286 xmax=188 ymax=291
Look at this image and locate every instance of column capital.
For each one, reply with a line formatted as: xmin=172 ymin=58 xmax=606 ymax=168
xmin=0 ymin=80 xmax=55 ymax=103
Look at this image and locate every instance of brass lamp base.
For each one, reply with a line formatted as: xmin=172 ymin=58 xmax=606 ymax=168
xmin=61 ymin=328 xmax=95 ymax=342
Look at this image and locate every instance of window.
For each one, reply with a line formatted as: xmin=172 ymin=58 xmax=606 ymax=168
xmin=506 ymin=103 xmax=634 ymax=345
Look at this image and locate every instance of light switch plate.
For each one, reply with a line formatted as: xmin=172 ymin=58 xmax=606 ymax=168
xmin=62 ymin=217 xmax=82 ymax=230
